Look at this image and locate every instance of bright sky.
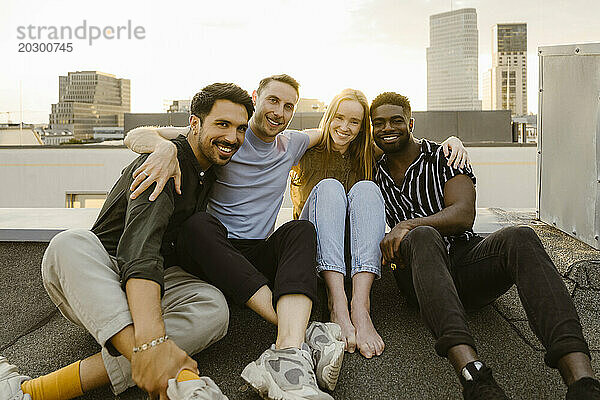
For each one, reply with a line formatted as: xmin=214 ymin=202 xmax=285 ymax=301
xmin=1 ymin=0 xmax=599 ymax=123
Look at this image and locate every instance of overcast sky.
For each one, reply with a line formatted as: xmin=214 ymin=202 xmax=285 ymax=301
xmin=1 ymin=0 xmax=599 ymax=123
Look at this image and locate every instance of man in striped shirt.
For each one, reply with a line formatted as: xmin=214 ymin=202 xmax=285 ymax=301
xmin=371 ymin=92 xmax=599 ymax=400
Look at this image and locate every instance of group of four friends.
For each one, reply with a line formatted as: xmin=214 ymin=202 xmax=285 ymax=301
xmin=1 ymin=75 xmax=599 ymax=400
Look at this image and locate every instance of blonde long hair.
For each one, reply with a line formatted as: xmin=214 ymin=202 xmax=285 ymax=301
xmin=311 ymin=88 xmax=373 ymax=180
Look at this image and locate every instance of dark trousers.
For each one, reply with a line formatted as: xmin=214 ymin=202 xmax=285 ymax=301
xmin=393 ymin=225 xmax=590 ymax=368
xmin=176 ymin=212 xmax=318 ymax=307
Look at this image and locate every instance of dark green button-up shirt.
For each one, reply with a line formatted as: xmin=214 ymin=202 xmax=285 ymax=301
xmin=91 ymin=135 xmax=215 ymax=294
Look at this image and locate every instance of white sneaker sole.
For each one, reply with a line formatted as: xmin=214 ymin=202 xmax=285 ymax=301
xmin=241 ymin=361 xmax=310 ymax=400
xmin=317 ymin=339 xmax=345 ymax=391
xmin=313 ymin=322 xmax=344 ymax=391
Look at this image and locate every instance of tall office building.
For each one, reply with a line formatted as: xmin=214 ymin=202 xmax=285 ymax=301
xmin=49 ymin=71 xmax=130 ymax=140
xmin=427 ymin=8 xmax=481 ymax=111
xmin=483 ymin=24 xmax=527 ymax=115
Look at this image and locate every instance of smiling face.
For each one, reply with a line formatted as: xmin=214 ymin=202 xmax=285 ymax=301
xmin=251 ymin=80 xmax=298 ymax=142
xmin=328 ymin=99 xmax=364 ymax=153
xmin=371 ymin=104 xmax=413 ymax=154
xmin=189 ymin=99 xmax=249 ymax=168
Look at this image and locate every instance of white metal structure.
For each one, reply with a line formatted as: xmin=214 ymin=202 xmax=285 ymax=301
xmin=537 ymin=42 xmax=600 ymax=249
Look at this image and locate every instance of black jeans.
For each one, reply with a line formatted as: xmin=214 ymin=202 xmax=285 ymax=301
xmin=176 ymin=212 xmax=318 ymax=307
xmin=393 ymin=225 xmax=590 ymax=368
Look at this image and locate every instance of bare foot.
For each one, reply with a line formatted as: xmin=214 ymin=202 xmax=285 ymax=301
xmin=329 ymin=305 xmax=357 ymax=353
xmin=351 ymin=304 xmax=384 ymax=359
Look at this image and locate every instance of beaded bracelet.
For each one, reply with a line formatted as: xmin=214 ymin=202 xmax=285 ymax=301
xmin=132 ymin=335 xmax=169 ymax=353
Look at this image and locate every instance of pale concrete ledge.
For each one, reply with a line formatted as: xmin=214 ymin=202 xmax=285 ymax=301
xmin=0 ymin=208 xmax=99 ymax=241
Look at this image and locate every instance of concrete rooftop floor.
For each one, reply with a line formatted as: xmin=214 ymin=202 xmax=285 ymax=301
xmin=1 ymin=208 xmax=599 ymax=399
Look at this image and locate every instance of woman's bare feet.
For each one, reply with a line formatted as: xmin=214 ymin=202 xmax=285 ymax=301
xmin=349 ymin=271 xmax=384 ymax=358
xmin=329 ymin=302 xmax=357 ymax=353
xmin=323 ymin=271 xmax=357 ymax=352
xmin=350 ymin=302 xmax=384 ymax=359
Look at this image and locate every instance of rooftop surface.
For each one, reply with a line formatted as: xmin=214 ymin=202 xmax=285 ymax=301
xmin=1 ymin=208 xmax=599 ymax=399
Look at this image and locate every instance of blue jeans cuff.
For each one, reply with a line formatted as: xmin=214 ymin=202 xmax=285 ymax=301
xmin=351 ymin=265 xmax=381 ymax=279
xmin=317 ymin=263 xmax=346 ymax=276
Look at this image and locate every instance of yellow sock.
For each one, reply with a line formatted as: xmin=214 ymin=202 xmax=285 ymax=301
xmin=176 ymin=369 xmax=201 ymax=382
xmin=21 ymin=360 xmax=83 ymax=400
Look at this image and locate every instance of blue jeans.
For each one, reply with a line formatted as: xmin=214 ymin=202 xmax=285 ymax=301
xmin=299 ymin=179 xmax=386 ymax=278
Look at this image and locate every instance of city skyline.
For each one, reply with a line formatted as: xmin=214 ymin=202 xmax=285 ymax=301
xmin=1 ymin=0 xmax=600 ymax=124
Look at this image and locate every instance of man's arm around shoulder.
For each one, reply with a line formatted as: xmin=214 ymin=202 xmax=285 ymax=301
xmin=302 ymin=128 xmax=323 ymax=149
xmin=125 ymin=128 xmax=188 ymax=200
xmin=124 ymin=126 xmax=189 ymax=154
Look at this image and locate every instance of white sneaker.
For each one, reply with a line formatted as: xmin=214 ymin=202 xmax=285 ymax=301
xmin=166 ymin=375 xmax=229 ymax=400
xmin=241 ymin=344 xmax=334 ymax=400
xmin=0 ymin=356 xmax=31 ymax=400
xmin=305 ymin=322 xmax=345 ymax=391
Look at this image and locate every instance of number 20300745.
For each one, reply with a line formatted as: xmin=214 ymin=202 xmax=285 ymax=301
xmin=18 ymin=42 xmax=73 ymax=52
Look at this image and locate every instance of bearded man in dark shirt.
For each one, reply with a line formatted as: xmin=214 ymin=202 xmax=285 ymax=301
xmin=0 ymin=83 xmax=253 ymax=400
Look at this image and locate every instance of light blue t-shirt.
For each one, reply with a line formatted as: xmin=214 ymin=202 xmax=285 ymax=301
xmin=207 ymin=127 xmax=310 ymax=239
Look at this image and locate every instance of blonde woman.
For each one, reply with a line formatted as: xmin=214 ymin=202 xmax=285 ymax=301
xmin=291 ymin=89 xmax=384 ymax=359
xmin=291 ymin=89 xmax=469 ymax=359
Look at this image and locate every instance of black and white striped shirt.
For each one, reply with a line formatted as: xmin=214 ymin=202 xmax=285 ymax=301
xmin=374 ymin=139 xmax=477 ymax=246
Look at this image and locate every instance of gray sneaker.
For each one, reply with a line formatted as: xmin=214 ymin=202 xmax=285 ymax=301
xmin=167 ymin=375 xmax=229 ymax=400
xmin=0 ymin=356 xmax=31 ymax=400
xmin=305 ymin=322 xmax=345 ymax=391
xmin=241 ymin=344 xmax=334 ymax=400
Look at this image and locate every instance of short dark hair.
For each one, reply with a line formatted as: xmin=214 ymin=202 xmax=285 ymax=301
xmin=370 ymin=92 xmax=412 ymax=120
xmin=256 ymin=74 xmax=300 ymax=96
xmin=191 ymin=83 xmax=254 ymax=123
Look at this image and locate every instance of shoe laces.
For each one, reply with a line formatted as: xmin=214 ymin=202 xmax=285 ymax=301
xmin=299 ymin=348 xmax=319 ymax=387
xmin=189 ymin=391 xmax=205 ymax=400
xmin=188 ymin=384 xmax=208 ymax=399
xmin=300 ymin=344 xmax=316 ymax=368
xmin=269 ymin=345 xmax=319 ymax=388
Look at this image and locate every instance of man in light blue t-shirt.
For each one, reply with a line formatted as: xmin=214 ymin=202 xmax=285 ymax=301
xmin=125 ymin=75 xmax=342 ymax=400
xmin=206 ymin=99 xmax=309 ymax=239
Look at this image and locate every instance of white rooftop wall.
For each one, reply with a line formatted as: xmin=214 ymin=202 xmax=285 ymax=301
xmin=0 ymin=145 xmax=536 ymax=209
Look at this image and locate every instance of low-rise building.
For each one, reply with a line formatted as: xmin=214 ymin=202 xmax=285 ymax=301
xmin=167 ymin=100 xmax=191 ymax=113
xmin=49 ymin=71 xmax=130 ymax=141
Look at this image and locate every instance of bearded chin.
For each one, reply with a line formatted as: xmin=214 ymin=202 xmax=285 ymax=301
xmin=379 ymin=137 xmax=408 ymax=154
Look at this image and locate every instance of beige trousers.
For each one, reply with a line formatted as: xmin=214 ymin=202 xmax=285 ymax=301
xmin=41 ymin=229 xmax=229 ymax=394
